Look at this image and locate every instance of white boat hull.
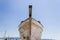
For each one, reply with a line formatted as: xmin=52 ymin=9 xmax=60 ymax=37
xmin=18 ymin=19 xmax=43 ymax=40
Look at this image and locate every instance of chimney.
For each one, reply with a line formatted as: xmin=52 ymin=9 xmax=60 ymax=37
xmin=29 ymin=5 xmax=32 ymax=18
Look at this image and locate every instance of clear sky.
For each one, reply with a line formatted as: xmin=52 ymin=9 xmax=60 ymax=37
xmin=0 ymin=0 xmax=60 ymax=40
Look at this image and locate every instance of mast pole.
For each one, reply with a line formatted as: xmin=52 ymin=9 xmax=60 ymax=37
xmin=29 ymin=5 xmax=32 ymax=18
xmin=29 ymin=5 xmax=32 ymax=40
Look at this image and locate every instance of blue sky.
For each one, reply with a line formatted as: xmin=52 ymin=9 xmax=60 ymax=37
xmin=0 ymin=0 xmax=60 ymax=40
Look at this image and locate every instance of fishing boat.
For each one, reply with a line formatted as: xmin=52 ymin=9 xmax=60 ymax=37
xmin=18 ymin=5 xmax=43 ymax=40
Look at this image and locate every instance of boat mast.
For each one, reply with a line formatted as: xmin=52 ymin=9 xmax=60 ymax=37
xmin=29 ymin=5 xmax=32 ymax=18
xmin=4 ymin=31 xmax=6 ymax=38
xmin=29 ymin=5 xmax=32 ymax=40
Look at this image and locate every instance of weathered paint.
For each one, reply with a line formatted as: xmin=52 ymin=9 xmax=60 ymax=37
xmin=18 ymin=19 xmax=43 ymax=40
